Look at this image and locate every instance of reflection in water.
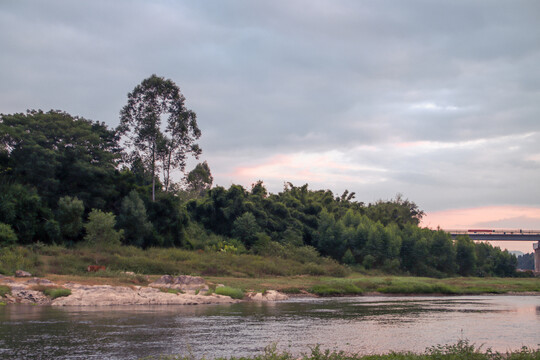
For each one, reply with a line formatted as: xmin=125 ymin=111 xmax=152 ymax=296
xmin=0 ymin=295 xmax=538 ymax=360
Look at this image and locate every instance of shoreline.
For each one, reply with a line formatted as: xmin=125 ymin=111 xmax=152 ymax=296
xmin=1 ymin=274 xmax=539 ymax=306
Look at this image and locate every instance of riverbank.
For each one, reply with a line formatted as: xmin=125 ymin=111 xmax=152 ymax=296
xmin=142 ymin=342 xmax=539 ymax=360
xmin=0 ymin=245 xmax=538 ymax=305
xmin=1 ymin=272 xmax=538 ymax=306
xmin=140 ymin=341 xmax=539 ymax=360
xmin=205 ymin=274 xmax=540 ymax=296
xmin=0 ymin=273 xmax=293 ymax=306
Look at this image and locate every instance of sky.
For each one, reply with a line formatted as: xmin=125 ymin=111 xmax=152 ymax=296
xmin=1 ymin=1 xmax=539 ymax=252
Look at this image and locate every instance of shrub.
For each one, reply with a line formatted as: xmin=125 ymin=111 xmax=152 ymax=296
xmin=377 ymin=279 xmax=458 ymax=295
xmin=214 ymin=286 xmax=244 ymax=299
xmin=43 ymin=288 xmax=72 ymax=299
xmin=287 ymin=245 xmax=320 ymax=264
xmin=84 ymin=209 xmax=123 ymax=249
xmin=57 ymin=196 xmax=84 ymax=240
xmin=159 ymin=287 xmax=183 ymax=295
xmin=309 ymin=281 xmax=363 ymax=296
xmin=0 ymin=285 xmax=11 ymax=297
xmin=280 ymin=287 xmax=302 ymax=294
xmin=342 ymin=248 xmax=356 ymax=265
xmin=0 ymin=223 xmax=17 ymax=247
xmin=33 ymin=285 xmax=72 ymax=299
xmin=362 ymin=254 xmax=375 ymax=269
xmin=0 ymin=246 xmax=40 ymax=275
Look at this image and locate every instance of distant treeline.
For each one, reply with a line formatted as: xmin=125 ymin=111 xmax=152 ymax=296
xmin=517 ymin=253 xmax=534 ymax=270
xmin=0 ymin=109 xmax=518 ymax=277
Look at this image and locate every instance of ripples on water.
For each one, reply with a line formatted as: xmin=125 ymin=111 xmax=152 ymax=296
xmin=0 ymin=295 xmax=538 ymax=359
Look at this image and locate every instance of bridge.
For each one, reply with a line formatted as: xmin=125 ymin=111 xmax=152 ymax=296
xmin=445 ymin=229 xmax=540 ymax=272
xmin=447 ymin=229 xmax=540 ymax=241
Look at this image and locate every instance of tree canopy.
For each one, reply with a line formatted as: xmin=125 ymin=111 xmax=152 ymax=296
xmin=118 ymin=74 xmax=201 ymax=200
xmin=0 ymin=76 xmax=521 ymax=278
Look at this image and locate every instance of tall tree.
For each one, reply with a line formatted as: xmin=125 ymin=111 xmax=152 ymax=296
xmin=119 ymin=75 xmax=201 ymax=200
xmin=117 ymin=190 xmax=153 ymax=248
xmin=56 ymin=196 xmax=84 ymax=241
xmin=185 ymin=161 xmax=213 ymax=197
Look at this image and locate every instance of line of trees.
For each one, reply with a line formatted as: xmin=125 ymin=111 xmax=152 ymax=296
xmin=0 ymin=75 xmax=519 ymax=277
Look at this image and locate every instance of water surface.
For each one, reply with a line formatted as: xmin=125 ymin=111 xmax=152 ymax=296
xmin=0 ymin=295 xmax=538 ymax=359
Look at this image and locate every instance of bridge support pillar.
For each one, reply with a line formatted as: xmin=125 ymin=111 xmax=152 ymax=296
xmin=534 ymin=241 xmax=540 ymax=273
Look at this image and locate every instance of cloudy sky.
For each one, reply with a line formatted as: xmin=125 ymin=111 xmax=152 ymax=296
xmin=1 ymin=1 xmax=539 ymax=251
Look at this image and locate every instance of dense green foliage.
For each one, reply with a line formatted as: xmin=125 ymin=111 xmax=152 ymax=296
xmin=0 ymin=245 xmax=347 ymax=278
xmin=517 ymin=253 xmax=534 ymax=270
xmin=0 ymin=285 xmax=10 ymax=297
xmin=42 ymin=287 xmax=72 ymax=299
xmin=84 ymin=210 xmax=123 ymax=249
xmin=0 ymin=80 xmax=521 ymax=278
xmin=118 ymin=74 xmax=201 ymax=199
xmin=214 ymin=286 xmax=244 ymax=299
xmin=0 ymin=223 xmax=17 ymax=247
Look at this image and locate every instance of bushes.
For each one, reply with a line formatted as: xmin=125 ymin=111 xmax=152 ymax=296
xmin=310 ymin=281 xmax=363 ymax=296
xmin=32 ymin=285 xmax=71 ymax=299
xmin=215 ymin=286 xmax=244 ymax=299
xmin=0 ymin=246 xmax=40 ymax=275
xmin=84 ymin=210 xmax=123 ymax=249
xmin=43 ymin=288 xmax=71 ymax=299
xmin=141 ymin=341 xmax=539 ymax=360
xmin=0 ymin=285 xmax=11 ymax=297
xmin=0 ymin=223 xmax=17 ymax=247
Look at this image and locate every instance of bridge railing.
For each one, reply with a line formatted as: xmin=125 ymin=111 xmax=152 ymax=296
xmin=445 ymin=229 xmax=540 ymax=236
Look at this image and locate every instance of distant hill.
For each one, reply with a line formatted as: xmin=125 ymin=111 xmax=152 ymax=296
xmin=509 ymin=250 xmax=524 ymax=257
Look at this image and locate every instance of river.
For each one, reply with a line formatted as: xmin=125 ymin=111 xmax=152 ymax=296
xmin=0 ymin=295 xmax=538 ymax=359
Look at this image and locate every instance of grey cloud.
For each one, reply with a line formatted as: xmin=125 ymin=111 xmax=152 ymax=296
xmin=1 ymin=0 xmax=539 ymax=212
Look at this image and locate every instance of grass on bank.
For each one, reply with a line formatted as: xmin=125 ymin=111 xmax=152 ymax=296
xmin=214 ymin=286 xmax=244 ymax=299
xmin=30 ymin=285 xmax=71 ymax=299
xmin=0 ymin=245 xmax=538 ymax=296
xmin=159 ymin=288 xmax=184 ymax=295
xmin=0 ymin=285 xmax=11 ymax=297
xmin=140 ymin=341 xmax=539 ymax=360
xmin=205 ymin=275 xmax=540 ymax=296
xmin=0 ymin=244 xmax=347 ymax=279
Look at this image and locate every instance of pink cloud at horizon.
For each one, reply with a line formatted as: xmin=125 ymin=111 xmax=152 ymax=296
xmin=225 ymin=152 xmax=387 ymax=187
xmin=421 ymin=206 xmax=540 ymax=253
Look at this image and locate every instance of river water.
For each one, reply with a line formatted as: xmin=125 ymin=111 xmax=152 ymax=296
xmin=0 ymin=295 xmax=538 ymax=359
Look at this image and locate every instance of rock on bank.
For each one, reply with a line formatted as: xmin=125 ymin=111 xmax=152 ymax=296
xmin=1 ymin=274 xmax=288 ymax=306
xmin=52 ymin=283 xmax=237 ymax=306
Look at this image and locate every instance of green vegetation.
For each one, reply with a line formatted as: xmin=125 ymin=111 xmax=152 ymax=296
xmin=309 ymin=280 xmax=364 ymax=296
xmin=214 ymin=286 xmax=244 ymax=299
xmin=205 ymin=275 xmax=539 ymax=296
xmin=84 ymin=210 xmax=123 ymax=249
xmin=0 ymin=76 xmax=524 ymax=279
xmin=0 ymin=246 xmax=41 ymax=276
xmin=0 ymin=223 xmax=18 ymax=247
xmin=0 ymin=243 xmax=537 ymax=296
xmin=0 ymin=245 xmax=346 ymax=278
xmin=0 ymin=285 xmax=11 ymax=297
xmin=31 ymin=285 xmax=71 ymax=299
xmin=159 ymin=288 xmax=184 ymax=295
xmin=43 ymin=288 xmax=71 ymax=299
xmin=517 ymin=253 xmax=534 ymax=270
xmin=140 ymin=341 xmax=539 ymax=360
